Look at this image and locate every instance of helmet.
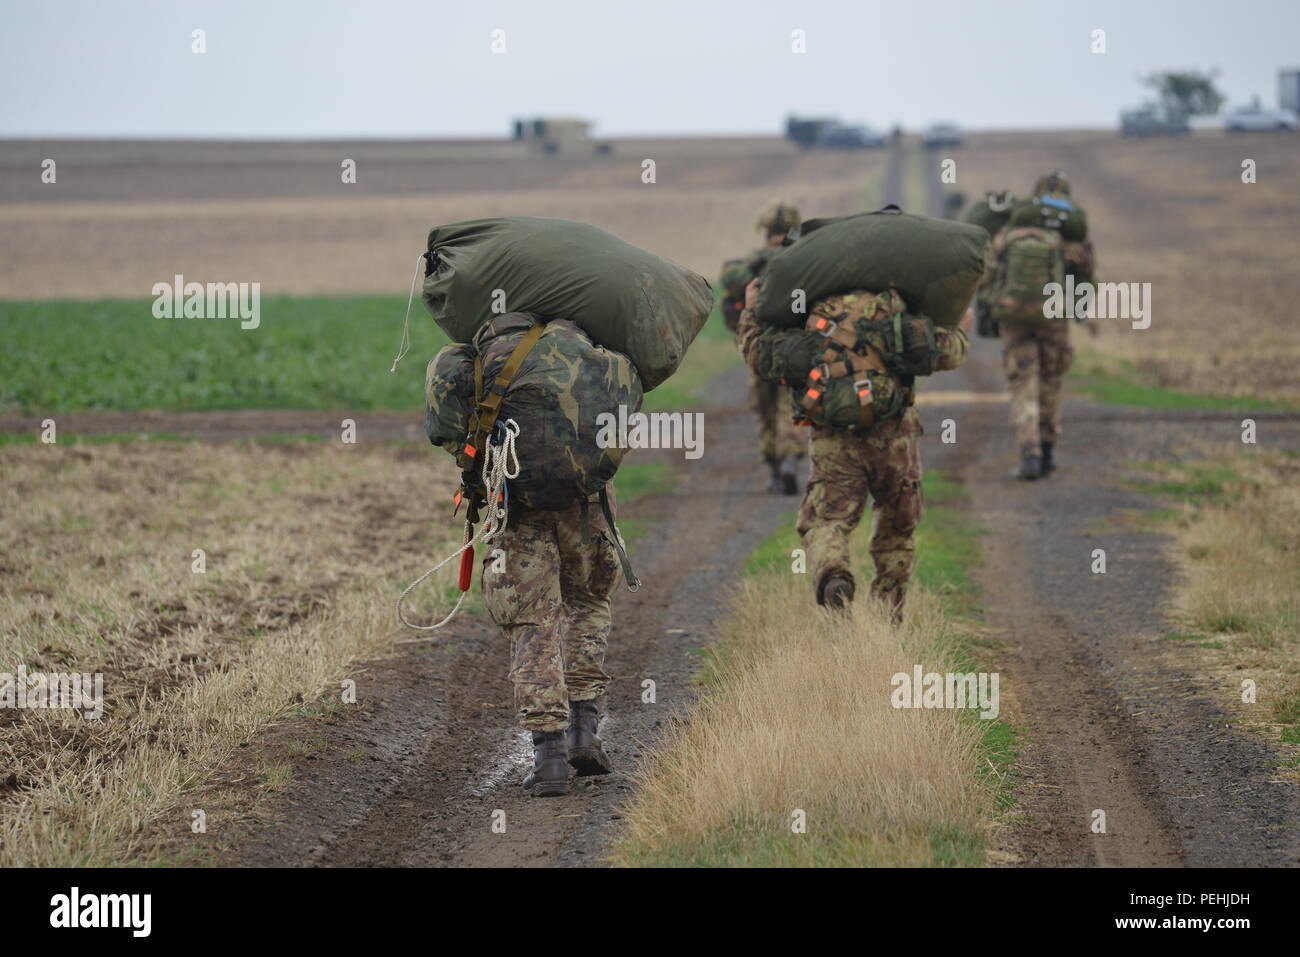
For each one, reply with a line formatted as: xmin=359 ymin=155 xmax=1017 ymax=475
xmin=757 ymin=201 xmax=800 ymax=235
xmin=1032 ymin=170 xmax=1071 ymax=197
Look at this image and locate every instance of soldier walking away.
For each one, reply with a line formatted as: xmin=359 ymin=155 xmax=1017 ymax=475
xmin=984 ymin=171 xmax=1097 ymax=480
xmin=429 ymin=313 xmax=633 ymax=799
xmin=719 ymin=201 xmax=808 ymax=494
xmin=735 ymin=283 xmax=972 ymax=620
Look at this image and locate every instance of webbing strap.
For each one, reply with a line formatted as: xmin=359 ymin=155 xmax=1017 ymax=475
xmin=598 ymin=486 xmax=640 ymax=592
xmin=460 ymin=322 xmax=546 ymax=517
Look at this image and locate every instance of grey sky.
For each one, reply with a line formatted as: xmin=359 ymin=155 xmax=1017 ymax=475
xmin=2 ymin=0 xmax=1296 ymax=138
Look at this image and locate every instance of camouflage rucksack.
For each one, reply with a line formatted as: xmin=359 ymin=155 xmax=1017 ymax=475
xmin=746 ymin=289 xmax=938 ymax=431
xmin=990 ymin=227 xmax=1065 ymax=325
xmin=424 ymin=313 xmax=643 ymax=511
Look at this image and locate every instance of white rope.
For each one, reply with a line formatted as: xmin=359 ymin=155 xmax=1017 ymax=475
xmin=389 ymin=253 xmax=425 ymax=374
xmin=395 ymin=419 xmax=522 ymax=637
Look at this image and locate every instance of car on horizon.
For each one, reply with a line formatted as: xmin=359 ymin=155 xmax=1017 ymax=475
xmin=922 ymin=122 xmax=963 ymax=148
xmin=1224 ymin=104 xmax=1297 ymax=132
xmin=1120 ymin=105 xmax=1190 ymax=137
xmin=813 ymin=123 xmax=887 ymax=149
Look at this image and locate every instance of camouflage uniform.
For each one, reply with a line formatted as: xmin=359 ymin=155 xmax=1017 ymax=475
xmin=721 ymin=202 xmax=808 ymax=469
xmin=736 ymin=295 xmax=969 ymax=614
xmin=481 ymin=491 xmax=623 ymax=732
xmin=989 ymin=171 xmax=1095 ymax=462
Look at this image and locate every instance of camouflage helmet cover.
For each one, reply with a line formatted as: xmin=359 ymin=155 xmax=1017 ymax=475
xmin=1032 ymin=170 xmax=1071 ymax=197
xmin=757 ymin=200 xmax=801 ymax=235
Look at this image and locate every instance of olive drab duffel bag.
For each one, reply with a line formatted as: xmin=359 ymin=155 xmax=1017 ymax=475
xmin=419 ymin=217 xmax=712 ymax=391
xmin=424 ymin=313 xmax=643 ymax=511
xmin=753 ymin=206 xmax=988 ymax=330
xmin=961 ymin=190 xmax=1017 ymax=238
xmin=1005 ymin=194 xmax=1088 ymax=242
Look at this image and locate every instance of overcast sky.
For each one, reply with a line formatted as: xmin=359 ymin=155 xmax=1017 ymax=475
xmin=2 ymin=0 xmax=1297 ymax=138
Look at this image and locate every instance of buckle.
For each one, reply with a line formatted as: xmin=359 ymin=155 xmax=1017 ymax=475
xmin=814 ymin=317 xmax=835 ymax=337
xmin=854 ymin=378 xmax=873 ymax=404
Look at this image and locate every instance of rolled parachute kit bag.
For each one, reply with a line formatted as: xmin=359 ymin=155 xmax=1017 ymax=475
xmin=1006 ymin=194 xmax=1088 ymax=241
xmin=961 ymin=190 xmax=1016 ymax=238
xmin=417 ymin=216 xmax=713 ymax=391
xmin=753 ymin=206 xmax=989 ymax=330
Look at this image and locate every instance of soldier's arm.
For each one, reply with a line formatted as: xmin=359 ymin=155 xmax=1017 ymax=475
xmin=933 ymin=325 xmax=971 ymax=372
xmin=735 ymin=288 xmax=819 ymax=385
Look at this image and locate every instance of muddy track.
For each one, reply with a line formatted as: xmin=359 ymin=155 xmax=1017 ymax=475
xmin=197 ymin=366 xmax=801 ymax=867
xmin=919 ymin=169 xmax=1300 ymax=866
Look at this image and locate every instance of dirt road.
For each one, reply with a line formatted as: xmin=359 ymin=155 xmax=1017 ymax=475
xmin=181 ymin=367 xmax=799 ymax=867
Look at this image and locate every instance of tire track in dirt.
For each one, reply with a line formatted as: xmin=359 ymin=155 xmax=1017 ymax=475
xmin=199 ymin=365 xmax=799 ymax=867
xmin=923 ymin=169 xmax=1300 ymax=866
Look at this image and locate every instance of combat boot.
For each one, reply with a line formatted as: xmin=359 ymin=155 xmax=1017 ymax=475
xmin=1018 ymin=453 xmax=1042 ymax=481
xmin=765 ymin=457 xmax=784 ymax=494
xmin=778 ymin=456 xmax=799 ymax=495
xmin=523 ymin=730 xmax=569 ymax=797
xmin=817 ymin=574 xmax=855 ymax=610
xmin=566 ymin=698 xmax=612 ymax=776
xmin=1040 ymin=441 xmax=1056 ymax=476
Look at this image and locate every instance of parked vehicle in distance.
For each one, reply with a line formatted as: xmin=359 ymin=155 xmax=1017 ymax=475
xmin=922 ymin=122 xmax=963 ymax=148
xmin=813 ymin=124 xmax=887 ymax=149
xmin=1224 ymin=104 xmax=1297 ymax=132
xmin=1120 ymin=105 xmax=1190 ymax=137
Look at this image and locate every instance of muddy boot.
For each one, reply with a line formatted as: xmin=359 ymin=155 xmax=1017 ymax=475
xmin=817 ymin=573 xmax=855 ymax=610
xmin=765 ymin=457 xmax=784 ymax=494
xmin=523 ymin=731 xmax=569 ymax=797
xmin=1018 ymin=452 xmax=1042 ymax=481
xmin=779 ymin=457 xmax=799 ymax=495
xmin=1040 ymin=441 xmax=1056 ymax=476
xmin=566 ymin=699 xmax=612 ymax=776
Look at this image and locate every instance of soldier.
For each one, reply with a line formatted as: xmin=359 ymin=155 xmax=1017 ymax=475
xmin=989 ymin=171 xmax=1097 ymax=480
xmin=720 ymin=201 xmax=808 ymax=494
xmin=735 ymin=283 xmax=972 ymax=619
xmin=444 ymin=314 xmax=631 ymax=799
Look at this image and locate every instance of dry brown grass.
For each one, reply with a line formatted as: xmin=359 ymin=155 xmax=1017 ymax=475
xmin=614 ymin=582 xmax=986 ymax=867
xmin=1153 ymin=450 xmax=1300 ymax=744
xmin=0 ymin=439 xmax=462 ymax=866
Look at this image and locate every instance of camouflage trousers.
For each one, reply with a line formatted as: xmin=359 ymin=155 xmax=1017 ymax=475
xmin=750 ymin=370 xmax=807 ymax=462
xmin=1001 ymin=319 xmax=1073 ymax=457
xmin=796 ymin=408 xmax=924 ymax=616
xmin=481 ymin=492 xmax=623 ymax=732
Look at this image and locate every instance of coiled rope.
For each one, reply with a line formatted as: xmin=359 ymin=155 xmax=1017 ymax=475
xmin=395 ymin=419 xmax=521 ymax=635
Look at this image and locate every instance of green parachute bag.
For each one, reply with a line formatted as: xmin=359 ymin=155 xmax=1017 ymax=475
xmin=1006 ymin=195 xmax=1088 ymax=241
xmin=424 ymin=315 xmax=643 ymax=511
xmin=991 ymin=227 xmax=1065 ymax=324
xmin=961 ymin=192 xmax=1016 ymax=238
xmin=754 ymin=207 xmax=988 ymax=331
xmin=420 ymin=217 xmax=713 ymax=392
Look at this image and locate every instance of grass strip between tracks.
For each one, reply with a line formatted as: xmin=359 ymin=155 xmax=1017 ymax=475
xmin=614 ymin=471 xmax=1019 ymax=867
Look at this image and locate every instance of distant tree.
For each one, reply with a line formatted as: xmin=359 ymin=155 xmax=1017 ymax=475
xmin=1143 ymin=70 xmax=1225 ymax=118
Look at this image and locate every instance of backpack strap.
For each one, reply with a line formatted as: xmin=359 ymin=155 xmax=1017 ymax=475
xmin=455 ymin=321 xmax=546 ymax=521
xmin=598 ymin=486 xmax=640 ymax=592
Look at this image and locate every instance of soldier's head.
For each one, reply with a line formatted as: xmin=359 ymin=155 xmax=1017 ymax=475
xmin=757 ymin=201 xmax=800 ymax=245
xmin=1032 ymin=170 xmax=1071 ymax=197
